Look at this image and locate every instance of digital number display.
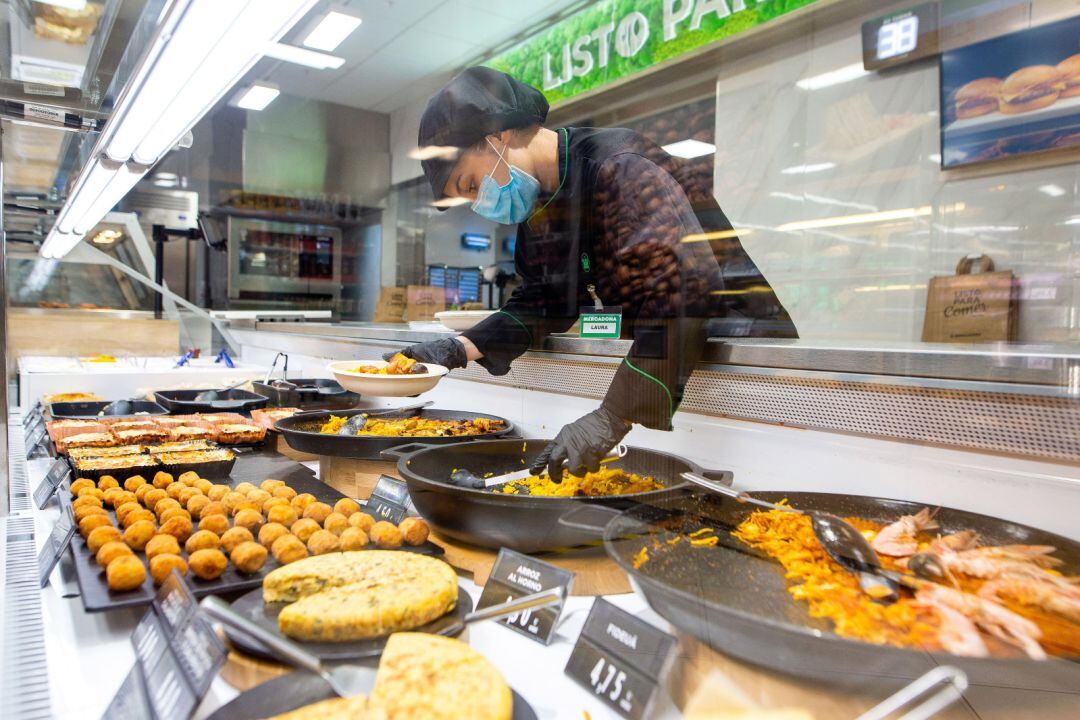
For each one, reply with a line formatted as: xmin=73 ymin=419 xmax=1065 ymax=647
xmin=877 ymin=15 xmax=919 ymax=60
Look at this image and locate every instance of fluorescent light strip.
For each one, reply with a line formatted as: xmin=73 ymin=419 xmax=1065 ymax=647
xmin=236 ymin=84 xmax=280 ymax=111
xmin=776 ymin=206 xmax=933 ymax=232
xmin=662 ymin=139 xmax=716 ymax=159
xmin=303 ymin=10 xmax=362 ymax=52
xmin=264 ymin=42 xmax=345 ymax=69
xmin=796 ymin=63 xmax=869 ymax=90
xmin=780 ymin=162 xmax=836 ymax=175
xmin=432 ymin=197 xmax=470 ymax=208
xmin=43 ymin=0 xmax=319 ymax=259
xmin=409 ymin=145 xmax=460 ymax=161
xmin=681 ymin=229 xmax=751 ymax=242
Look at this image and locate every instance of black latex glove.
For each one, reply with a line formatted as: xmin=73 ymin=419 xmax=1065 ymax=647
xmin=384 ymin=337 xmax=467 ymax=370
xmin=529 ymin=407 xmax=631 ymax=481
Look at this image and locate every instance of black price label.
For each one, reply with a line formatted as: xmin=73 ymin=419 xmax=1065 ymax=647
xmin=34 ymin=457 xmax=72 ymax=509
xmin=25 ymin=422 xmax=47 ymax=459
xmin=22 ymin=404 xmax=42 ymax=429
xmin=475 ymin=548 xmax=574 ymax=645
xmin=564 ymin=599 xmax=675 ymax=720
xmin=154 ymin=570 xmax=197 ymax=637
xmin=37 ymin=498 xmax=76 ymax=588
xmin=144 ymin=649 xmax=197 ymax=720
xmin=366 ymin=475 xmax=409 ymax=524
xmin=171 ymin=614 xmax=227 ymax=695
xmin=100 ymin=665 xmax=152 ymax=720
xmin=133 ymin=611 xmax=168 ymax=671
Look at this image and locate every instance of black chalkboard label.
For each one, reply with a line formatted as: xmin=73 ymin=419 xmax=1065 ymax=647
xmin=154 ymin=570 xmax=197 ymax=637
xmin=37 ymin=498 xmax=76 ymax=588
xmin=22 ymin=404 xmax=40 ymax=428
xmin=34 ymin=457 xmax=72 ymax=509
xmin=100 ymin=665 xmax=152 ymax=720
xmin=171 ymin=614 xmax=227 ymax=695
xmin=475 ymin=548 xmax=574 ymax=645
xmin=133 ymin=611 xmax=168 ymax=670
xmin=564 ymin=599 xmax=675 ymax=720
xmin=366 ymin=474 xmax=409 ymax=525
xmin=144 ymin=647 xmax=197 ymax=720
xmin=25 ymin=421 xmax=47 ymax=459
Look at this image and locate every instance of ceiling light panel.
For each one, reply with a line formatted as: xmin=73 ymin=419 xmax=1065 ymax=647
xmin=662 ymin=139 xmax=716 ymax=159
xmin=236 ymin=83 xmax=281 ymax=111
xmin=264 ymin=42 xmax=345 ymax=69
xmin=303 ymin=10 xmax=362 ymax=52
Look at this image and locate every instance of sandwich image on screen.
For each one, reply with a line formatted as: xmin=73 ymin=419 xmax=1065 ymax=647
xmin=940 ymin=14 xmax=1080 ymax=168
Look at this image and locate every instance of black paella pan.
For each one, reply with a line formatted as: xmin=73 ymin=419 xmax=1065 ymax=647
xmin=275 ymin=407 xmax=516 ymax=459
xmin=386 ymin=438 xmax=733 ymax=554
xmin=604 ymin=490 xmax=1080 ymax=693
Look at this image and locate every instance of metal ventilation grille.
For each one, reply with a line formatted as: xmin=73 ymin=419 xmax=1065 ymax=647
xmin=125 ymin=190 xmax=196 ymax=212
xmin=7 ymin=424 xmax=30 ymax=513
xmin=0 ymin=516 xmax=52 ymax=720
xmin=448 ymin=358 xmax=1080 ymax=462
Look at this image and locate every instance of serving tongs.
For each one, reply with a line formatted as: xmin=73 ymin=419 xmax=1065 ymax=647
xmin=200 ymin=587 xmax=565 ymax=699
xmin=263 ymin=352 xmax=296 ymax=390
xmin=449 ymin=443 xmax=629 ymax=490
xmin=681 ymin=473 xmax=921 ymax=602
xmin=337 ymin=400 xmax=434 ymax=435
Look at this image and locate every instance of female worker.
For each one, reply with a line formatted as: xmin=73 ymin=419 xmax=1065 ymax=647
xmin=390 ymin=67 xmax=794 ymax=480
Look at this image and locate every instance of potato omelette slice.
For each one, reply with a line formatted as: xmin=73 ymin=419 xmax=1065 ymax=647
xmin=263 ymin=551 xmax=458 ymax=642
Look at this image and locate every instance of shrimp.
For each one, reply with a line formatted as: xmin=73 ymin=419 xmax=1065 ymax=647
xmin=914 ymin=597 xmax=989 ymax=657
xmin=980 ymin=579 xmax=1080 ymax=622
xmin=916 ymin=584 xmax=1046 ymax=660
xmin=929 ymin=529 xmax=979 ymax=554
xmin=959 ymin=545 xmax=1062 ymax=568
xmin=907 ymin=548 xmax=1074 ymax=591
xmin=872 ymin=507 xmax=939 ymax=557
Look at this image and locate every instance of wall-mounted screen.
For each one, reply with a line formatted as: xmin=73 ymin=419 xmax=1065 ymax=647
xmin=940 ymin=15 xmax=1080 ymax=169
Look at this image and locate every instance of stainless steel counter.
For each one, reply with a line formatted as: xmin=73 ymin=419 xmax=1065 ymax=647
xmin=244 ymin=320 xmax=1080 ymax=390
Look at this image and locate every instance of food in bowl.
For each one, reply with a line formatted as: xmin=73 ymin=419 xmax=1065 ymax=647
xmin=350 ymin=352 xmax=429 ymax=375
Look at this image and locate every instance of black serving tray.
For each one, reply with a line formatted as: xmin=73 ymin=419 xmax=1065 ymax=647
xmin=205 ymin=671 xmax=538 ymax=720
xmin=154 ymin=388 xmax=268 ymax=413
xmin=49 ymin=400 xmax=168 ymax=419
xmin=251 ymin=378 xmax=361 ymax=410
xmin=66 ymin=450 xmax=442 ymax=613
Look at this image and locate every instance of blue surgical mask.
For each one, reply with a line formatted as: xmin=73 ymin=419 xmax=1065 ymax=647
xmin=471 ymin=139 xmax=540 ymax=225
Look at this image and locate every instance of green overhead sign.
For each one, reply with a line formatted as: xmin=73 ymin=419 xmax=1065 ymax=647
xmin=488 ymin=0 xmax=819 ymax=104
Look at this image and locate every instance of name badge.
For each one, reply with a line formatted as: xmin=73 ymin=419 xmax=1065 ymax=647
xmin=365 ymin=474 xmax=410 ymax=525
xmin=564 ymin=599 xmax=676 ymax=720
xmin=38 ymin=497 xmax=76 ymax=588
xmin=476 ymin=548 xmax=574 ymax=645
xmin=579 ymin=306 xmax=622 ymax=339
xmin=35 ymin=457 xmax=72 ymax=509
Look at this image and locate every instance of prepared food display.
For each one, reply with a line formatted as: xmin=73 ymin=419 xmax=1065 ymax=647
xmin=74 ymin=454 xmax=158 ymax=473
xmin=147 ymin=439 xmax=215 ymax=454
xmin=635 ymin=502 xmax=1080 ymax=660
xmin=319 ymin=414 xmax=505 ymax=438
xmin=265 ymin=633 xmax=512 ymax=720
xmin=44 ymin=392 xmax=103 ymax=405
xmin=263 ymin=551 xmax=458 ymax=641
xmin=214 ymin=423 xmax=266 ymax=444
xmin=61 ymin=432 xmax=116 ymax=451
xmin=69 ymin=445 xmax=145 ymax=460
xmin=66 ymin=468 xmax=436 ymax=606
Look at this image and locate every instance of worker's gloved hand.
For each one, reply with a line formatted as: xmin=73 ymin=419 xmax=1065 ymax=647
xmin=384 ymin=338 xmax=467 ymax=370
xmin=530 ymin=407 xmax=631 ymax=481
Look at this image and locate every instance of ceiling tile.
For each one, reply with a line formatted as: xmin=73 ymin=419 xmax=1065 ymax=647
xmin=417 ymin=3 xmax=519 ymax=45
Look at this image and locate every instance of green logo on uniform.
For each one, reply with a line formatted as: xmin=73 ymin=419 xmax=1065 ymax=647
xmin=580 ymin=253 xmax=591 ymax=272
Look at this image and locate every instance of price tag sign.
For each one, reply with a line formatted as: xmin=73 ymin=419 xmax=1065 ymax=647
xmin=22 ymin=403 xmax=42 ymax=429
xmin=365 ymin=474 xmax=409 ymax=525
xmin=132 ymin=612 xmax=168 ymax=671
xmin=144 ymin=648 xmax=197 ymax=720
xmin=476 ymin=548 xmax=574 ymax=645
xmin=37 ymin=498 xmax=76 ymax=588
xmin=154 ymin=570 xmax=198 ymax=637
xmin=564 ymin=599 xmax=676 ymax=720
xmin=100 ymin=666 xmax=153 ymax=720
xmin=34 ymin=457 xmax=72 ymax=509
xmin=171 ymin=614 xmax=227 ymax=695
xmin=25 ymin=422 xmax=47 ymax=459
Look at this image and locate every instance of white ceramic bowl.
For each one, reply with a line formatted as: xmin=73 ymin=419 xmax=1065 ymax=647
xmin=434 ymin=310 xmax=495 ymax=331
xmin=328 ymin=360 xmax=449 ymax=397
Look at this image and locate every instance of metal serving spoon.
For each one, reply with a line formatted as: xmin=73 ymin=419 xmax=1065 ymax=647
xmin=449 ymin=443 xmax=629 ymax=490
xmin=337 ymin=400 xmax=434 ymax=435
xmin=195 ymin=379 xmax=249 ymax=402
xmin=681 ymin=473 xmax=902 ymax=601
xmin=200 ymin=587 xmax=564 ymax=698
xmin=99 ymin=399 xmax=135 ymax=416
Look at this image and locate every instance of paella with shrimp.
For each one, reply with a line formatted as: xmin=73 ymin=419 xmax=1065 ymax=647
xmin=634 ymin=502 xmax=1080 ymax=660
xmin=319 ymin=414 xmax=506 ymax=438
